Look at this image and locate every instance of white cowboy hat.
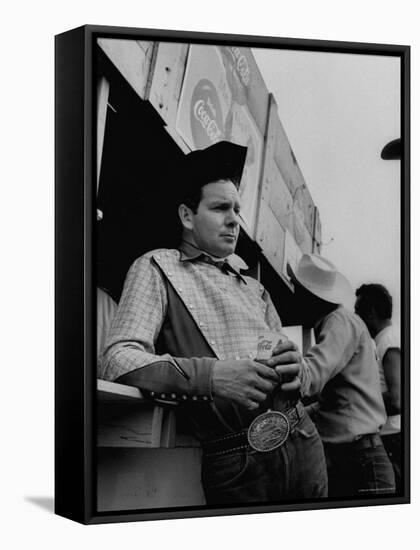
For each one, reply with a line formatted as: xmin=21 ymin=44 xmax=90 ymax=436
xmin=287 ymin=253 xmax=353 ymax=305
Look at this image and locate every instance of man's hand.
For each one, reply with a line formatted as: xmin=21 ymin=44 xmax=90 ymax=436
xmin=265 ymin=340 xmax=303 ymax=392
xmin=212 ymin=359 xmax=279 ymax=410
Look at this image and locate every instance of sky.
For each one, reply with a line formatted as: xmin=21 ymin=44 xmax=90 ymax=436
xmin=252 ymin=47 xmax=401 ymax=326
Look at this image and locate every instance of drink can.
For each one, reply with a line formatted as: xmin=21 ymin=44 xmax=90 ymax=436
xmin=256 ymin=331 xmax=288 ymax=361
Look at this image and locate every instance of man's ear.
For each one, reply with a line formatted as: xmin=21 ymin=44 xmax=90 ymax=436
xmin=178 ymin=203 xmax=194 ymax=230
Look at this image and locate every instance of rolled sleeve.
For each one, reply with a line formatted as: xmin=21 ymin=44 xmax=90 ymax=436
xmin=301 ymin=309 xmax=359 ymax=397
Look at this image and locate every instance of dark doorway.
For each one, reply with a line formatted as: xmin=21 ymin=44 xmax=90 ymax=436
xmin=96 ymin=51 xmax=184 ymax=301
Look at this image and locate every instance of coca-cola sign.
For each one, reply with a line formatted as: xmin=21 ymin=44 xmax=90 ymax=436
xmin=190 ymin=79 xmax=224 ymax=148
xmin=227 ymin=46 xmax=251 ymax=87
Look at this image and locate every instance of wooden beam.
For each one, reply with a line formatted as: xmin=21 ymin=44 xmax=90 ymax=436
xmin=97 ymin=379 xmax=147 ymax=404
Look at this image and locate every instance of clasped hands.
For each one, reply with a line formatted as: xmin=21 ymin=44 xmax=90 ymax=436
xmin=212 ymin=340 xmax=303 ymax=410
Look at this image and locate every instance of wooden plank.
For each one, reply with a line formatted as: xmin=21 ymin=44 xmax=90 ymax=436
xmin=313 ymin=206 xmax=322 ymax=253
xmin=97 ymin=379 xmax=147 ymax=403
xmin=159 ymin=409 xmax=177 ymax=448
xmin=264 ymin=95 xmax=316 ymax=238
xmin=274 ymin=143 xmax=315 ymax=237
xmin=174 ymin=432 xmax=201 ymax=448
xmin=97 ymin=379 xmax=201 ymax=450
xmin=256 ymin=201 xmax=286 ymax=279
xmin=232 ymin=103 xmax=265 ymax=239
xmin=267 ymin=163 xmax=293 ymax=232
xmin=147 ymin=42 xmax=189 ymax=128
xmin=283 ymin=228 xmax=303 ymax=287
xmin=97 ymin=38 xmax=154 ymax=99
xmin=271 ymin=104 xmax=305 ymax=197
xmin=301 ymin=186 xmax=316 ymax=234
xmin=259 ymin=95 xmax=295 ymax=237
xmin=97 ymin=447 xmax=206 ymax=510
xmin=218 ymin=46 xmax=270 ymax=136
xmin=299 ymin=225 xmax=314 ymax=254
xmin=259 ymin=92 xmax=314 ymax=250
xmin=97 ymin=379 xmax=166 ymax=448
xmin=257 ymin=94 xmax=314 ymax=260
xmin=97 ymin=403 xmax=164 ymax=448
xmin=292 ymin=199 xmax=308 ymax=247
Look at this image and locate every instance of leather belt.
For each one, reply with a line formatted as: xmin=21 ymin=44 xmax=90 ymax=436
xmin=325 ymin=433 xmax=383 ymax=452
xmin=202 ymin=401 xmax=305 ymax=456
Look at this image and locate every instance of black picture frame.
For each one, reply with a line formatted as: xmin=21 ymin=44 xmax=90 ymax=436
xmin=55 ymin=24 xmax=410 ymax=525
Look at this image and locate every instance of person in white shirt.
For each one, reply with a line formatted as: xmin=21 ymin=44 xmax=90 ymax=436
xmin=289 ymin=255 xmax=394 ymax=497
xmin=355 ymin=283 xmax=401 ymax=492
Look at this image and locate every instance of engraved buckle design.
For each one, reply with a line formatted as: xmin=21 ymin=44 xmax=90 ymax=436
xmin=247 ymin=410 xmax=290 ymax=452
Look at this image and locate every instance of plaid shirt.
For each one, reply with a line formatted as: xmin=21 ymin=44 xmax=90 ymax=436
xmin=101 ymin=244 xmax=283 ymax=405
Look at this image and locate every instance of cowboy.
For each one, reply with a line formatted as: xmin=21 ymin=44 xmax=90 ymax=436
xmin=288 ymin=254 xmax=395 ymax=497
xmin=355 ymin=283 xmax=401 ymax=492
xmin=102 ymin=141 xmax=327 ymax=505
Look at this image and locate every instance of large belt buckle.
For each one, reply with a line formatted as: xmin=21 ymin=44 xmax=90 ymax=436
xmin=247 ymin=410 xmax=290 ymax=452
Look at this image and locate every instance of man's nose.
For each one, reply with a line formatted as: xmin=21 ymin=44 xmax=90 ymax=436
xmin=226 ymin=209 xmax=239 ymax=226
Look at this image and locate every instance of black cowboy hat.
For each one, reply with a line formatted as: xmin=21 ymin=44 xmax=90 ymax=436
xmin=182 ymin=141 xmax=248 ymax=188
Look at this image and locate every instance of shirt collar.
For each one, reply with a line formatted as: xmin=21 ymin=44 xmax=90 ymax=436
xmin=374 ymin=324 xmax=392 ymax=343
xmin=179 ymin=240 xmax=249 ymax=283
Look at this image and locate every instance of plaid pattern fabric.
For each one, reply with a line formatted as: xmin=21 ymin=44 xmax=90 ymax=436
xmin=155 ymin=249 xmax=283 ymax=360
xmin=101 ymin=248 xmax=283 ymax=384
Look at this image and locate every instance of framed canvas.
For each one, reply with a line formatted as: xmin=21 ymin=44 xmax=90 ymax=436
xmin=55 ymin=25 xmax=410 ymax=524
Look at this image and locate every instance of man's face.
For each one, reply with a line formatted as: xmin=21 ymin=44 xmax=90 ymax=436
xmin=182 ymin=180 xmax=241 ymax=258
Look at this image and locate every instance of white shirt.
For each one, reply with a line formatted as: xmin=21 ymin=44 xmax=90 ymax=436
xmin=375 ymin=325 xmax=401 ymax=435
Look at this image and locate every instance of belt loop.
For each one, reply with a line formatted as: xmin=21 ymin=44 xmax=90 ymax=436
xmin=291 ymin=402 xmax=302 ymax=433
xmin=296 ymin=401 xmax=304 ymax=420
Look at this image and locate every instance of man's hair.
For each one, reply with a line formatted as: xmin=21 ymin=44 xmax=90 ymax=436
xmin=177 ymin=185 xmax=202 ymax=214
xmin=355 ymin=283 xmax=393 ymax=320
xmin=176 ymin=141 xmax=247 ymax=213
xmin=178 ymin=178 xmax=236 ymax=213
xmin=172 ymin=182 xmax=204 ymax=244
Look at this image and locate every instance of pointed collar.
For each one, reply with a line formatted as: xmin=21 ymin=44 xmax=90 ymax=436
xmin=179 ymin=241 xmax=249 ymax=283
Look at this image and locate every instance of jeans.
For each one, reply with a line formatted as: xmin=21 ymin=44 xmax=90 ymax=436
xmin=324 ymin=437 xmax=396 ymax=498
xmin=382 ymin=432 xmax=401 ymax=493
xmin=201 ymin=411 xmax=327 ymax=505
